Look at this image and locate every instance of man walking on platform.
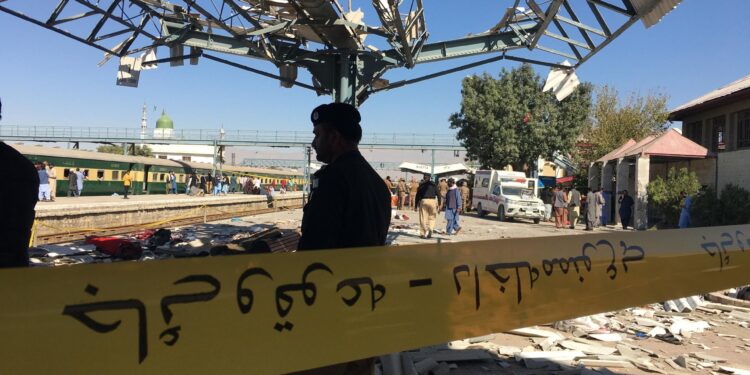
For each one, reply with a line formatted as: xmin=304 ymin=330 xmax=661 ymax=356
xmin=444 ymin=178 xmax=462 ymax=235
xmin=122 ymin=169 xmax=133 ymax=199
xmin=409 ymin=177 xmax=418 ymax=211
xmin=618 ymin=190 xmax=634 ymax=230
xmin=122 ymin=169 xmax=132 ymax=199
xmin=67 ymin=168 xmax=78 ymax=197
xmin=567 ymin=186 xmax=581 ymax=229
xmin=75 ymin=168 xmax=85 ymax=195
xmin=437 ymin=178 xmax=448 ymax=211
xmin=460 ymin=180 xmax=471 ymax=212
xmin=396 ymin=178 xmax=407 ymax=210
xmin=553 ymin=185 xmax=566 ymax=229
xmin=416 ymin=174 xmax=438 ymax=239
xmin=37 ymin=163 xmax=51 ymax=201
xmin=46 ymin=162 xmax=57 ymax=201
xmin=585 ymin=188 xmax=598 ymax=231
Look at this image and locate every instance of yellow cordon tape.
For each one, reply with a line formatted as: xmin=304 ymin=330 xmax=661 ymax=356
xmin=1 ymin=225 xmax=749 ymax=374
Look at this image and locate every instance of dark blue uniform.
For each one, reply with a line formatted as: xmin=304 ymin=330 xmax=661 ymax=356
xmin=298 ymin=150 xmax=391 ymax=251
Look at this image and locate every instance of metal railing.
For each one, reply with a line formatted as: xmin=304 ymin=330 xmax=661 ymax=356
xmin=0 ymin=125 xmax=463 ymax=150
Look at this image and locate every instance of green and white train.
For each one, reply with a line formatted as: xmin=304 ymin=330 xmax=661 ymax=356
xmin=13 ymin=144 xmax=303 ymax=196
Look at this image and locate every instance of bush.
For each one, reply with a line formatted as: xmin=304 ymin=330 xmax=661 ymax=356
xmin=718 ymin=184 xmax=750 ymax=225
xmin=647 ymin=167 xmax=701 ymax=227
xmin=690 ymin=184 xmax=750 ymax=227
xmin=690 ymin=187 xmax=720 ymax=227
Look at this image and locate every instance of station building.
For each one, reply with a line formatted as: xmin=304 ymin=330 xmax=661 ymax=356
xmin=586 ymin=74 xmax=750 ymax=230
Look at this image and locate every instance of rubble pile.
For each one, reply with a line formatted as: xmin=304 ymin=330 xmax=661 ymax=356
xmin=29 ymin=222 xmax=300 ymax=267
xmin=389 ymin=294 xmax=750 ymax=375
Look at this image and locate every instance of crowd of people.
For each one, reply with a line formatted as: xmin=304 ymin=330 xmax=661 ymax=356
xmin=184 ymin=172 xmax=296 ymax=197
xmin=540 ymin=185 xmax=639 ymax=231
xmin=35 ymin=161 xmax=87 ymax=202
xmin=387 ymin=174 xmax=471 ymax=239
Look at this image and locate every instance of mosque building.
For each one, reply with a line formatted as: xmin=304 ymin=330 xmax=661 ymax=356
xmin=145 ymin=107 xmax=222 ymax=164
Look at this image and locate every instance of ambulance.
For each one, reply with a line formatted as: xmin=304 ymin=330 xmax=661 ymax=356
xmin=471 ymin=170 xmax=545 ymax=224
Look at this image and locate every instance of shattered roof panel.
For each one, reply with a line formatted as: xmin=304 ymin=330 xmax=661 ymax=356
xmin=631 ymin=0 xmax=683 ymax=28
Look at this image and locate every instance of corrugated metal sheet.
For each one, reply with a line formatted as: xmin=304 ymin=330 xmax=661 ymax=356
xmin=670 ymin=75 xmax=750 ymax=115
xmin=663 ymin=295 xmax=704 ymax=312
xmin=630 ymin=0 xmax=683 ymax=28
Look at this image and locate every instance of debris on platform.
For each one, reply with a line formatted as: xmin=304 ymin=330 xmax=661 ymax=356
xmin=385 ymin=294 xmax=750 ymax=375
xmin=29 ymin=221 xmax=300 ymax=267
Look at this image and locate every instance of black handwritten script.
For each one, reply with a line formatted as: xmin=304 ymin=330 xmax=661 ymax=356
xmin=63 ymin=264 xmax=393 ymax=364
xmin=453 ymin=239 xmax=646 ymax=307
xmin=62 ymin=275 xmax=220 ymax=363
xmin=700 ymin=230 xmax=749 ymax=270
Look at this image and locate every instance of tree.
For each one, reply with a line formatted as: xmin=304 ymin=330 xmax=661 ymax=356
xmin=646 ymin=167 xmax=701 ymax=227
xmin=449 ymin=64 xmax=592 ymax=172
xmin=585 ymin=85 xmax=669 ymax=162
xmin=97 ymin=144 xmax=153 ymax=157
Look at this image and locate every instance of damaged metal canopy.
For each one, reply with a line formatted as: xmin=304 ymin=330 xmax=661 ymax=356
xmin=0 ymin=0 xmax=681 ymax=104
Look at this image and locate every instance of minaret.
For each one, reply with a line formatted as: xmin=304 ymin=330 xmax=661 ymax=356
xmin=140 ymin=103 xmax=148 ymax=141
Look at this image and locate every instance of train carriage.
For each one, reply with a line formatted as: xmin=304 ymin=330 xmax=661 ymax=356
xmin=12 ymin=144 xmax=303 ymax=196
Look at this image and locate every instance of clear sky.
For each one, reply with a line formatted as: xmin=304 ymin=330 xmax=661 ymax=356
xmin=1 ymin=1 xmax=749 ymax=136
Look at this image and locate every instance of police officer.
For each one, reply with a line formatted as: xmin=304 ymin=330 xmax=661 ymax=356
xmin=295 ymin=103 xmax=390 ymax=374
xmin=298 ymin=103 xmax=391 ymax=251
xmin=1 ymin=97 xmax=38 ymax=268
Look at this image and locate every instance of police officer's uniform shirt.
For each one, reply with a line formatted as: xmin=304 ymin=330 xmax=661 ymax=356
xmin=298 ymin=150 xmax=391 ymax=251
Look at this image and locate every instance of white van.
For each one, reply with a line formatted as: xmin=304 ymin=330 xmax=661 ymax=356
xmin=472 ymin=170 xmax=546 ymax=224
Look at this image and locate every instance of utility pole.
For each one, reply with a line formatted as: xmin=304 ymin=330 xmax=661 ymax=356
xmin=430 ymin=149 xmax=436 ymax=181
xmin=303 ymin=146 xmax=311 ymax=205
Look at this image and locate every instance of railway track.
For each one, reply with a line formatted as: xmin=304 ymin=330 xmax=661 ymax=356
xmin=35 ymin=204 xmax=303 ymax=245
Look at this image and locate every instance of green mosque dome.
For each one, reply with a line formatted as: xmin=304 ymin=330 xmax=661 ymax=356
xmin=155 ymin=110 xmax=174 ymax=129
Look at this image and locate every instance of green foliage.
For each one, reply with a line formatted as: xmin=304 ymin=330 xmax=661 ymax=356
xmin=647 ymin=167 xmax=701 ymax=227
xmin=585 ymin=85 xmax=670 ymax=162
xmin=690 ymin=187 xmax=720 ymax=228
xmin=719 ymin=184 xmax=750 ymax=225
xmin=691 ymin=184 xmax=750 ymax=227
xmin=449 ymin=64 xmax=592 ymax=172
xmin=97 ymin=144 xmax=153 ymax=157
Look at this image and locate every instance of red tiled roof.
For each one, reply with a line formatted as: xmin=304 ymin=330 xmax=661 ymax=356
xmin=597 ymin=129 xmax=709 ymax=162
xmin=623 ymin=129 xmax=708 ymax=158
xmin=596 ymin=139 xmax=636 ymax=163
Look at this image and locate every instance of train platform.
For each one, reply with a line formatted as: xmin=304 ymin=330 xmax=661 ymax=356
xmin=32 ymin=192 xmax=304 ymax=245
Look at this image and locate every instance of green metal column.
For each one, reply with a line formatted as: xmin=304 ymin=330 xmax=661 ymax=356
xmin=334 ymin=53 xmax=356 ymax=106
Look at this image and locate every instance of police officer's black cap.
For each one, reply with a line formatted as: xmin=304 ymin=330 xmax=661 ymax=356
xmin=310 ymin=103 xmax=362 ymax=142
